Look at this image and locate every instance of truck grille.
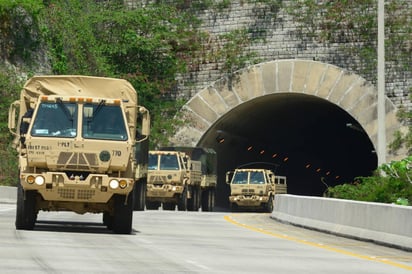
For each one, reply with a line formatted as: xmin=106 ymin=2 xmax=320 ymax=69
xmin=57 ymin=188 xmax=96 ymax=200
xmin=57 ymin=152 xmax=98 ymax=170
xmin=242 ymin=189 xmax=254 ymax=195
xmin=149 ymin=175 xmax=167 ymax=184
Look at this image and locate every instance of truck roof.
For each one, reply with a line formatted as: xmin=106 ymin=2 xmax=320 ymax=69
xmin=21 ymin=75 xmax=137 ymax=104
xmin=159 ymin=147 xmax=217 ymax=175
xmin=234 ymin=168 xmax=273 ymax=172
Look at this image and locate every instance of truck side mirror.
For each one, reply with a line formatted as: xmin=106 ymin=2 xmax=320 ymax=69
xmin=225 ymin=171 xmax=232 ymax=184
xmin=8 ymin=100 xmax=20 ymax=136
xmin=138 ymin=106 xmax=150 ymax=138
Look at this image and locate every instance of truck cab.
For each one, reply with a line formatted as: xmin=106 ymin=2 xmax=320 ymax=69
xmin=226 ymin=168 xmax=287 ymax=212
xmin=146 ymin=150 xmax=199 ymax=210
xmin=8 ymin=76 xmax=150 ymax=234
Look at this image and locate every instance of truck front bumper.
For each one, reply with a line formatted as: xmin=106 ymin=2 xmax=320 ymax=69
xmin=229 ymin=195 xmax=268 ymax=207
xmin=20 ymin=171 xmax=134 ymax=203
xmin=147 ymin=184 xmax=184 ymax=199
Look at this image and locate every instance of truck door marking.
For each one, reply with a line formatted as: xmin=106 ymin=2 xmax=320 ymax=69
xmin=112 ymin=150 xmax=122 ymax=157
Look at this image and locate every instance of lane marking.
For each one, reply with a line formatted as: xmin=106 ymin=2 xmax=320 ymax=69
xmin=224 ymin=215 xmax=412 ymax=271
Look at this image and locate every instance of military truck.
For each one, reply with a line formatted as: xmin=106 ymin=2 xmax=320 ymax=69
xmin=226 ymin=168 xmax=287 ymax=212
xmin=146 ymin=147 xmax=217 ymax=211
xmin=8 ymin=75 xmax=150 ymax=234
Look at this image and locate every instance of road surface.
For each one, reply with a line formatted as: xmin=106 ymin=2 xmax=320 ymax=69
xmin=0 ymin=204 xmax=411 ymax=273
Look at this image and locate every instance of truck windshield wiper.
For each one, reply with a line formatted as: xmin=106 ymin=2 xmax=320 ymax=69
xmin=92 ymin=100 xmax=106 ymax=120
xmin=56 ymin=98 xmax=74 ymax=122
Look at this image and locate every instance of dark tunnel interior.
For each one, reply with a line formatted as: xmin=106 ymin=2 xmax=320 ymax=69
xmin=198 ymin=93 xmax=378 ymax=209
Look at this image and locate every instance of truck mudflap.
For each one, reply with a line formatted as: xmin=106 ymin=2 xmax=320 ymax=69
xmin=20 ymin=171 xmax=134 ymax=204
xmin=229 ymin=195 xmax=269 ymax=207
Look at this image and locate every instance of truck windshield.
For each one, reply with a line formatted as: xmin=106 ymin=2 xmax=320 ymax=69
xmin=232 ymin=171 xmax=248 ymax=184
xmin=250 ymin=171 xmax=265 ymax=184
xmin=159 ymin=154 xmax=180 ymax=170
xmin=31 ymin=102 xmax=77 ymax=138
xmin=82 ymin=104 xmax=128 ymax=141
xmin=148 ymin=154 xmax=159 ymax=170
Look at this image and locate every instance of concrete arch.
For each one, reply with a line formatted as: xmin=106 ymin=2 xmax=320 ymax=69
xmin=172 ymin=59 xmax=403 ymax=163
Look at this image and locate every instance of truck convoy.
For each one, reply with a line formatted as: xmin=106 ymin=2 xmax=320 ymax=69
xmin=8 ymin=75 xmax=150 ymax=234
xmin=146 ymin=147 xmax=217 ymax=211
xmin=226 ymin=168 xmax=287 ymax=212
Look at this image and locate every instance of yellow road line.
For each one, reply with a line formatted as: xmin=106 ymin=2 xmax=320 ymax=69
xmin=224 ymin=215 xmax=412 ymax=271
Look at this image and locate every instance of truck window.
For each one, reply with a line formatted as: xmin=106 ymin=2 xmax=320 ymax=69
xmin=82 ymin=104 xmax=128 ymax=141
xmin=159 ymin=155 xmax=179 ymax=170
xmin=232 ymin=171 xmax=248 ymax=184
xmin=250 ymin=171 xmax=265 ymax=184
xmin=31 ymin=102 xmax=77 ymax=138
xmin=148 ymin=154 xmax=159 ymax=170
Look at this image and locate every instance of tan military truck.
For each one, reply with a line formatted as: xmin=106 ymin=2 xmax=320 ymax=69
xmin=146 ymin=147 xmax=217 ymax=211
xmin=8 ymin=75 xmax=150 ymax=234
xmin=226 ymin=168 xmax=287 ymax=212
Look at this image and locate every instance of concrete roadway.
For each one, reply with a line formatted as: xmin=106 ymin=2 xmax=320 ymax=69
xmin=0 ymin=204 xmax=411 ymax=273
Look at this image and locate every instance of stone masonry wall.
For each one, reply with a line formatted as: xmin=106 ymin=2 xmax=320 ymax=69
xmin=124 ymin=0 xmax=411 ymax=110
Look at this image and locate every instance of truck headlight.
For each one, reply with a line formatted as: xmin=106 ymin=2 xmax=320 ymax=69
xmin=119 ymin=180 xmax=128 ymax=189
xmin=26 ymin=175 xmax=35 ymax=184
xmin=34 ymin=176 xmax=45 ymax=186
xmin=109 ymin=179 xmax=119 ymax=189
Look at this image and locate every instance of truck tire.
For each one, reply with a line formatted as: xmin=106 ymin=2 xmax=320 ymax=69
xmin=230 ymin=202 xmax=239 ymax=212
xmin=134 ymin=180 xmax=147 ymax=211
xmin=146 ymin=201 xmax=160 ymax=210
xmin=162 ymin=203 xmax=175 ymax=210
xmin=112 ymin=194 xmax=133 ymax=234
xmin=266 ymin=195 xmax=274 ymax=213
xmin=103 ymin=212 xmax=113 ymax=230
xmin=187 ymin=186 xmax=200 ymax=211
xmin=177 ymin=186 xmax=188 ymax=211
xmin=15 ymin=183 xmax=37 ymax=230
xmin=201 ymin=189 xmax=215 ymax=212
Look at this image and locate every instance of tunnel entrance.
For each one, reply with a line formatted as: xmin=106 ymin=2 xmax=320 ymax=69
xmin=172 ymin=60 xmax=401 ymax=210
xmin=198 ymin=93 xmax=378 ymax=208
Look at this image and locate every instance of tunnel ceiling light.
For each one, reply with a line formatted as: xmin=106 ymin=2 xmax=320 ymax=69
xmin=305 ymin=164 xmax=311 ymax=168
xmin=247 ymin=146 xmax=253 ymax=151
xmin=260 ymin=150 xmax=265 ymax=154
xmin=272 ymin=153 xmax=277 ymax=158
xmin=316 ymin=168 xmax=321 ymax=172
xmin=216 ymin=135 xmax=225 ymax=143
xmin=335 ymin=175 xmax=340 ymax=179
xmin=326 ymin=171 xmax=331 ymax=175
xmin=283 ymin=157 xmax=288 ymax=162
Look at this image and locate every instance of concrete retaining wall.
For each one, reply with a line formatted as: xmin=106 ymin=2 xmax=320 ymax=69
xmin=272 ymin=194 xmax=412 ymax=251
xmin=0 ymin=186 xmax=16 ymax=204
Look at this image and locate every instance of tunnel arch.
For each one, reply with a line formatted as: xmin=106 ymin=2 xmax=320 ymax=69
xmin=170 ymin=59 xmax=405 ymax=207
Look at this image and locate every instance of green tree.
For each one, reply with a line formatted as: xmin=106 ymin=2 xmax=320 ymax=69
xmin=286 ymin=0 xmax=412 ymax=79
xmin=0 ymin=68 xmax=23 ymax=185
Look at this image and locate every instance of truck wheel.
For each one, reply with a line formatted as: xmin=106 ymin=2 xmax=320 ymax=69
xmin=177 ymin=187 xmax=188 ymax=211
xmin=112 ymin=194 xmax=134 ymax=234
xmin=162 ymin=203 xmax=175 ymax=210
xmin=201 ymin=189 xmax=215 ymax=212
xmin=230 ymin=202 xmax=238 ymax=212
xmin=146 ymin=201 xmax=160 ymax=210
xmin=195 ymin=186 xmax=201 ymax=210
xmin=15 ymin=183 xmax=37 ymax=230
xmin=103 ymin=212 xmax=113 ymax=230
xmin=187 ymin=186 xmax=200 ymax=211
xmin=134 ymin=180 xmax=147 ymax=211
xmin=266 ymin=196 xmax=274 ymax=213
